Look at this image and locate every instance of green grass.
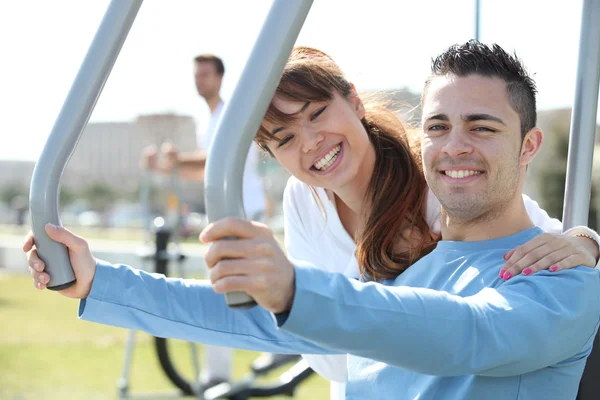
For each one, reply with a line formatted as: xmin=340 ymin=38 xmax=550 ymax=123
xmin=0 ymin=224 xmax=285 ymax=246
xmin=0 ymin=272 xmax=328 ymax=400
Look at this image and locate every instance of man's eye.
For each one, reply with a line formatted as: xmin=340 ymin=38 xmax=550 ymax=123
xmin=277 ymin=135 xmax=293 ymax=148
xmin=428 ymin=124 xmax=447 ymax=131
xmin=473 ymin=127 xmax=496 ymax=133
xmin=311 ymin=106 xmax=328 ymax=121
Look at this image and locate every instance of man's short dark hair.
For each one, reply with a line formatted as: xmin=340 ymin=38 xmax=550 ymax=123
xmin=423 ymin=40 xmax=537 ymax=139
xmin=194 ymin=54 xmax=225 ymax=76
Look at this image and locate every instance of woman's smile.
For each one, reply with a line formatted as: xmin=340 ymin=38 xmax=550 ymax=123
xmin=311 ymin=143 xmax=343 ymax=174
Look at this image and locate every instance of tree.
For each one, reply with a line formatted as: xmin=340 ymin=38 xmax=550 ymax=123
xmin=0 ymin=184 xmax=28 ymax=206
xmin=537 ymin=123 xmax=597 ymax=228
xmin=81 ymin=182 xmax=117 ymax=213
xmin=59 ymin=186 xmax=77 ymax=210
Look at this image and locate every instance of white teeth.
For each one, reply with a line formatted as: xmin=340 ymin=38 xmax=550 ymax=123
xmin=444 ymin=170 xmax=481 ymax=179
xmin=314 ymin=145 xmax=341 ymax=171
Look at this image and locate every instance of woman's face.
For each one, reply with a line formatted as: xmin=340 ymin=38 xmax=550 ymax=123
xmin=263 ymin=91 xmax=373 ymax=191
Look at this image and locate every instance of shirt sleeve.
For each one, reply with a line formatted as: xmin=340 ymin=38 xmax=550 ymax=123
xmin=522 ymin=193 xmax=562 ymax=233
xmin=278 ymin=263 xmax=600 ymax=377
xmin=79 ymin=260 xmax=337 ymax=355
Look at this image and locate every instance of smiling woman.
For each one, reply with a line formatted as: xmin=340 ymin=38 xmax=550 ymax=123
xmin=253 ymin=47 xmax=435 ymax=282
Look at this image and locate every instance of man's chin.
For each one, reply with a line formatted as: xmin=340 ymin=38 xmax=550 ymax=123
xmin=439 ymin=198 xmax=482 ymax=217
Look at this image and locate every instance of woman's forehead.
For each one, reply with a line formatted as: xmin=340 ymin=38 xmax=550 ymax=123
xmin=272 ymin=96 xmax=309 ymax=114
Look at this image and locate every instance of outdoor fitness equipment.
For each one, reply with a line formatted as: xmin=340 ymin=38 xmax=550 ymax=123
xmin=28 ymin=0 xmax=313 ymax=309
xmin=566 ymin=2 xmax=600 ymax=399
xmin=117 ymin=168 xmax=202 ymax=399
xmin=117 ymin=169 xmax=312 ymax=399
xmin=29 ymin=1 xmax=142 ymax=290
xmin=27 ymin=0 xmax=600 ymax=399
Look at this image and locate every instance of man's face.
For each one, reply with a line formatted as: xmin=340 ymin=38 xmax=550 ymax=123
xmin=194 ymin=61 xmax=222 ymax=98
xmin=421 ymin=74 xmax=526 ymax=223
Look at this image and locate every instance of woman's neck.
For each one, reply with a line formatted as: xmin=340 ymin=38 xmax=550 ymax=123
xmin=332 ymin=144 xmax=376 ymax=238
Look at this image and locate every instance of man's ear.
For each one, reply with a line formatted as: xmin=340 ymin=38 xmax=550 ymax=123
xmin=520 ymin=127 xmax=543 ymax=166
xmin=348 ymin=85 xmax=366 ymax=119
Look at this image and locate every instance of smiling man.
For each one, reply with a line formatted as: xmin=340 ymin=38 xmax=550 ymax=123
xmin=420 ymin=49 xmax=540 ymax=241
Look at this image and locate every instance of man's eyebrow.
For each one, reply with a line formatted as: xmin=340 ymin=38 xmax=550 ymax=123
xmin=424 ymin=113 xmax=449 ymax=122
xmin=463 ymin=113 xmax=506 ymax=126
xmin=271 ymin=102 xmax=311 ymax=135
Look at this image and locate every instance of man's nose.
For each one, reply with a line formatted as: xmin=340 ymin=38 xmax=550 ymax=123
xmin=441 ymin=129 xmax=473 ymax=157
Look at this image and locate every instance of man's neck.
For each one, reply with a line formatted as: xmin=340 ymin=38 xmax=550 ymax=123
xmin=204 ymin=94 xmax=223 ymax=114
xmin=441 ymin=197 xmax=535 ymax=242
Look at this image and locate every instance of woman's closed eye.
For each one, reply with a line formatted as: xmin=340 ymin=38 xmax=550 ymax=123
xmin=277 ymin=134 xmax=294 ymax=148
xmin=310 ymin=105 xmax=328 ymax=121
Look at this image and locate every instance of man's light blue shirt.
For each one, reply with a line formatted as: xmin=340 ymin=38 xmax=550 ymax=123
xmin=80 ymin=227 xmax=600 ymax=399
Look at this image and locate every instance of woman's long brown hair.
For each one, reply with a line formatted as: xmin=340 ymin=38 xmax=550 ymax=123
xmin=255 ymin=47 xmax=437 ymax=281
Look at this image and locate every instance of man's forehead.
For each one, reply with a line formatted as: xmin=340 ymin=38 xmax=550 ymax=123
xmin=422 ymin=74 xmax=512 ymax=119
xmin=195 ymin=62 xmax=216 ymax=74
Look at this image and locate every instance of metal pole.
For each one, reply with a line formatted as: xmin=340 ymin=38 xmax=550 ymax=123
xmin=562 ymin=0 xmax=600 ymax=229
xmin=567 ymin=3 xmax=600 ymax=397
xmin=204 ymin=0 xmax=314 ymax=309
xmin=474 ymin=0 xmax=481 ymax=41
xmin=29 ymin=0 xmax=143 ymax=289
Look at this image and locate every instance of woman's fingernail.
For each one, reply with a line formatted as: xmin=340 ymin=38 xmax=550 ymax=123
xmin=550 ymin=265 xmax=559 ymax=272
xmin=523 ymin=268 xmax=532 ymax=276
xmin=503 ymin=271 xmax=512 ymax=280
xmin=33 ymin=262 xmax=40 ymax=270
xmin=503 ymin=253 xmax=509 ymax=260
xmin=499 ymin=269 xmax=505 ymax=278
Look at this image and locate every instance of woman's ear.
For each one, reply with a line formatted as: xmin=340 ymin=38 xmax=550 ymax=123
xmin=520 ymin=127 xmax=543 ymax=166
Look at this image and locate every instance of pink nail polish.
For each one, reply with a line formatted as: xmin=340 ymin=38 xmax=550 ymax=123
xmin=503 ymin=271 xmax=512 ymax=280
xmin=550 ymin=265 xmax=558 ymax=272
xmin=503 ymin=253 xmax=509 ymax=260
xmin=523 ymin=268 xmax=532 ymax=276
xmin=499 ymin=269 xmax=506 ymax=278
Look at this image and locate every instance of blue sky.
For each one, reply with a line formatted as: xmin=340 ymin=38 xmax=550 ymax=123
xmin=1 ymin=0 xmax=595 ymax=161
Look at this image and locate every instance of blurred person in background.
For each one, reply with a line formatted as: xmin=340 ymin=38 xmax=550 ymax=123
xmin=140 ymin=53 xmax=284 ymax=388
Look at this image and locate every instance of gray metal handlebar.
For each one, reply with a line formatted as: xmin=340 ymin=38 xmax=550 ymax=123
xmin=29 ymin=0 xmax=142 ymax=290
xmin=562 ymin=0 xmax=600 ymax=229
xmin=204 ymin=0 xmax=313 ymax=308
